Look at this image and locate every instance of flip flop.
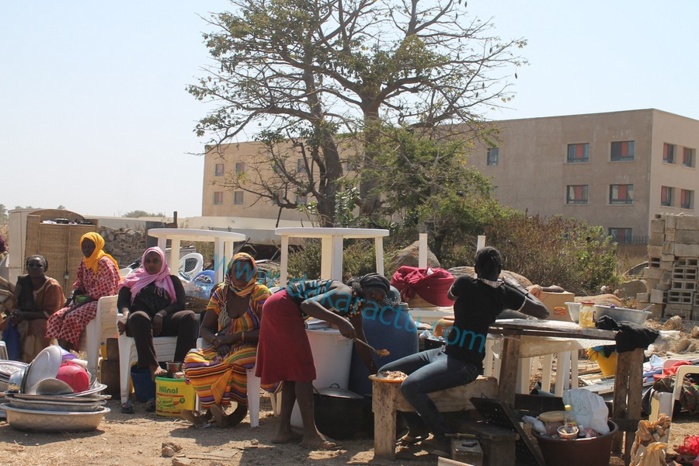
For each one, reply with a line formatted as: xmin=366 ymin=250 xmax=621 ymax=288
xmin=209 ymin=404 xmax=229 ymax=428
xmin=398 ymin=433 xmax=429 ymax=445
xmin=301 ymin=440 xmax=342 ymax=451
xmin=121 ymin=401 xmax=135 ymax=414
xmin=145 ymin=399 xmax=156 ymax=413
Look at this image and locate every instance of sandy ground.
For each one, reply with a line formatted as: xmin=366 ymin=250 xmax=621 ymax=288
xmin=1 ymin=394 xmax=697 ymax=466
xmin=1 ymin=319 xmax=697 ymax=465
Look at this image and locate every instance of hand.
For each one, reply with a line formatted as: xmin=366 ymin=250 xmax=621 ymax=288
xmin=152 ymin=313 xmax=165 ymax=336
xmin=117 ymin=319 xmax=126 ymax=335
xmin=10 ymin=311 xmax=23 ymax=325
xmin=528 ymin=285 xmax=543 ymax=298
xmin=216 ymin=344 xmax=231 ymax=357
xmin=336 ymin=319 xmax=357 ymax=340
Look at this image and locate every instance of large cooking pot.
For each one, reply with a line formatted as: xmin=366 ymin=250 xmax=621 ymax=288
xmin=313 ymin=385 xmax=364 ymax=440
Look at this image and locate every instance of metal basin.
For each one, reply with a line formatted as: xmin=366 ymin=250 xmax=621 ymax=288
xmin=2 ymin=404 xmax=110 ymax=432
xmin=593 ymin=305 xmax=650 ymax=325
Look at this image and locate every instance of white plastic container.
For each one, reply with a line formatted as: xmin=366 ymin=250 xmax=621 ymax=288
xmin=291 ymin=326 xmax=354 ymax=427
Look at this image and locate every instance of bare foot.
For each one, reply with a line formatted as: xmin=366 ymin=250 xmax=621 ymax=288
xmin=272 ymin=431 xmax=303 ymax=444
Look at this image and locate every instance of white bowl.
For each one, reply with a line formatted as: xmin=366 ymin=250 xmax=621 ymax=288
xmin=2 ymin=404 xmax=110 ymax=432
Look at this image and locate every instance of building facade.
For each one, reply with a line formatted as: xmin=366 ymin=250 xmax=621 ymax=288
xmin=202 ymin=109 xmax=699 ymax=242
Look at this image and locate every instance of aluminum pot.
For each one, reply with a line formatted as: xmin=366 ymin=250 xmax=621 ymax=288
xmin=313 ymin=385 xmax=364 ymax=439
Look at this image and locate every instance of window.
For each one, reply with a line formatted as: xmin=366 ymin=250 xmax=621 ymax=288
xmin=567 ymin=143 xmax=589 ymax=163
xmin=214 ymin=163 xmax=224 ymax=176
xmin=234 ymin=191 xmax=244 ymax=205
xmin=295 ymin=193 xmax=307 ymax=205
xmin=609 ymin=228 xmax=633 ymax=244
xmin=609 ymin=184 xmax=633 ymax=204
xmin=566 ymin=185 xmax=588 ymax=205
xmin=663 ymin=143 xmax=675 ymax=163
xmin=683 ymin=147 xmax=695 ymax=167
xmin=661 ymin=186 xmax=674 ymax=206
xmin=487 ymin=147 xmax=499 ymax=166
xmin=235 ymin=162 xmax=245 ymax=173
xmin=611 ymin=141 xmax=635 ymax=161
xmin=296 ymin=159 xmax=305 ymax=172
xmin=681 ymin=189 xmax=694 ymax=209
xmin=213 ymin=191 xmax=223 ymax=205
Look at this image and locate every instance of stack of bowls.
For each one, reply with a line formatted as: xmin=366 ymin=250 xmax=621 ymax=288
xmin=0 ymin=346 xmax=110 ymax=432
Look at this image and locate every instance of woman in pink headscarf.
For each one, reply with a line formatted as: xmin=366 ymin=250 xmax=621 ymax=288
xmin=117 ymin=247 xmax=198 ymax=411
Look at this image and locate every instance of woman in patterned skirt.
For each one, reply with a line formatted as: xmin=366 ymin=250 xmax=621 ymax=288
xmin=182 ymin=252 xmax=277 ymax=428
xmin=46 ymin=232 xmax=120 ymax=351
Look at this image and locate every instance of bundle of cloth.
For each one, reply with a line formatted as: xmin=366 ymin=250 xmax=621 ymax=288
xmin=390 ymin=266 xmax=455 ymax=307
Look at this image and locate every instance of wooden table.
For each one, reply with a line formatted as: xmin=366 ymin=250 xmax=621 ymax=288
xmin=489 ymin=319 xmax=644 ymax=466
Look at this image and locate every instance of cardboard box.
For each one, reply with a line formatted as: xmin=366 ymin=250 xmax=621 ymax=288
xmin=538 ymin=291 xmax=575 ymax=322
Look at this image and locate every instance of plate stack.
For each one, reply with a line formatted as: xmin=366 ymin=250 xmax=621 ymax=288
xmin=0 ymin=346 xmax=111 ymax=432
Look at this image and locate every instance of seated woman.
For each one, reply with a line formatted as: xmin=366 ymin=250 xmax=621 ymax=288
xmin=182 ymin=252 xmax=277 ymax=428
xmin=46 ymin=232 xmax=120 ymax=352
xmin=378 ymin=247 xmax=549 ymax=457
xmin=3 ymin=255 xmax=64 ymax=362
xmin=255 ymin=273 xmax=389 ymax=450
xmin=117 ymin=246 xmax=198 ymax=413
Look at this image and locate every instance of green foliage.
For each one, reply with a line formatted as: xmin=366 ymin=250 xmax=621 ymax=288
xmin=367 ymin=127 xmax=508 ymax=263
xmin=483 ymin=212 xmax=620 ymax=295
xmin=287 ymin=238 xmax=383 ymax=283
xmin=123 ymin=210 xmax=164 ymax=218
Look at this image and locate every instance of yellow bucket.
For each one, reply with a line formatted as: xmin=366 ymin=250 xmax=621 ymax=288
xmin=155 ymin=377 xmax=195 ymax=417
xmin=586 ymin=348 xmax=618 ymax=376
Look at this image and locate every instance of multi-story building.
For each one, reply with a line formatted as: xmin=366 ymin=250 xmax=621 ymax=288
xmin=202 ymin=109 xmax=699 ymax=242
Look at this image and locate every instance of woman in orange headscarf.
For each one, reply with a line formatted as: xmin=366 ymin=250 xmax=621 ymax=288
xmin=46 ymin=232 xmax=120 ymax=351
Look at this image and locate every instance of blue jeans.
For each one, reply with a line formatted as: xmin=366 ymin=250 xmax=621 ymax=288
xmin=378 ymin=347 xmax=480 ymax=444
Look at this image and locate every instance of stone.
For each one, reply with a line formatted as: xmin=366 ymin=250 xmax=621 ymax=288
xmin=388 ymin=241 xmax=441 ymax=271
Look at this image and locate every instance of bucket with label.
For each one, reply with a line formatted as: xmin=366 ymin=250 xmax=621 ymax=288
xmin=155 ymin=377 xmax=196 ymax=417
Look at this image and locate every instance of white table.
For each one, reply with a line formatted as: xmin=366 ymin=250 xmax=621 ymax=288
xmin=147 ymin=228 xmax=247 ymax=283
xmin=275 ymin=227 xmax=389 ymax=286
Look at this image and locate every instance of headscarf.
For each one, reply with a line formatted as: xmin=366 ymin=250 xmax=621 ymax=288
xmin=80 ymin=232 xmax=118 ymax=273
xmin=216 ymin=252 xmax=266 ymax=331
xmin=118 ymin=246 xmax=176 ymax=304
xmin=225 ymin=252 xmax=259 ymax=297
xmin=348 ymin=273 xmax=391 ymax=296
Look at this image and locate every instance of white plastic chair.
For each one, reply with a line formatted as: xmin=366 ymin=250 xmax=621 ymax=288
xmin=649 ymin=359 xmax=699 ymax=425
xmin=179 ymin=253 xmax=204 ymax=281
xmin=193 ymin=338 xmax=279 ymax=428
xmin=118 ymin=267 xmax=133 ymax=278
xmin=117 ymin=312 xmax=177 ymax=405
xmin=81 ymin=295 xmax=118 ymax=382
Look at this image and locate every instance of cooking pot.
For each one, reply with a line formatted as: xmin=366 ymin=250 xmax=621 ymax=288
xmin=313 ymin=385 xmax=364 ymax=439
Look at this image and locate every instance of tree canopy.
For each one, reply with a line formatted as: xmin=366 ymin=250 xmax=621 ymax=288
xmin=190 ymin=0 xmax=526 ymax=225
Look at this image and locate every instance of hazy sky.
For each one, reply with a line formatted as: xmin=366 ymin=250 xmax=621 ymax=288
xmin=2 ymin=1 xmax=698 ymax=219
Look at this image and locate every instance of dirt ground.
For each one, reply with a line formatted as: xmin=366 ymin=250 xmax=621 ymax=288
xmin=1 ymin=394 xmax=697 ymax=466
xmin=1 ymin=318 xmax=698 ymax=465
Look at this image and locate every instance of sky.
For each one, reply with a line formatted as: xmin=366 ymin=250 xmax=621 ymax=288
xmin=2 ymin=1 xmax=698 ymax=219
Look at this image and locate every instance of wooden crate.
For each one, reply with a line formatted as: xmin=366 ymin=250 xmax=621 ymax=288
xmin=24 ymin=213 xmax=98 ymax=296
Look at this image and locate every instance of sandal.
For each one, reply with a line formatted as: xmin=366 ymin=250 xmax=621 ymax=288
xmin=301 ymin=440 xmax=342 ymax=451
xmin=121 ymin=401 xmax=135 ymax=414
xmin=209 ymin=404 xmax=229 ymax=428
xmin=145 ymin=399 xmax=156 ymax=413
xmin=397 ymin=430 xmax=430 ymax=445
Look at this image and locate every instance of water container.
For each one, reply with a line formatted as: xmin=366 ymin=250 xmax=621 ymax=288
xmin=348 ymin=302 xmax=419 ymax=397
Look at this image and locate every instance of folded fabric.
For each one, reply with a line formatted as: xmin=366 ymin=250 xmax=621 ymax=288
xmin=390 ymin=266 xmax=455 ymax=306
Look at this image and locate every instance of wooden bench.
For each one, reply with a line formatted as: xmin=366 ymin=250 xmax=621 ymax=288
xmin=371 ymin=375 xmax=498 ymax=460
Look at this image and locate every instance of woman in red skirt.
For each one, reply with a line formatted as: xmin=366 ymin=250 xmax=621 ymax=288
xmin=255 ymin=273 xmax=390 ymax=450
